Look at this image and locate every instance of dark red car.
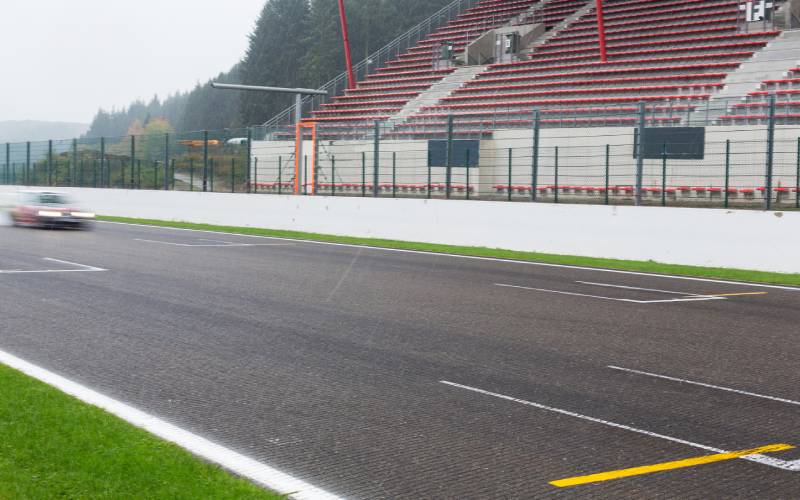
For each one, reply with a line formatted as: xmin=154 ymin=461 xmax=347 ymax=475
xmin=10 ymin=191 xmax=95 ymax=229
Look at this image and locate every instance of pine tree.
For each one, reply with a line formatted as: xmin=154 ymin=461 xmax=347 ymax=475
xmin=239 ymin=0 xmax=311 ymax=126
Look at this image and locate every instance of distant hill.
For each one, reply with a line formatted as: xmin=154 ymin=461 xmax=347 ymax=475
xmin=0 ymin=120 xmax=89 ymax=144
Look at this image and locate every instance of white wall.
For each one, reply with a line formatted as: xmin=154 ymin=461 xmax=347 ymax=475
xmin=1 ymin=186 xmax=798 ymax=274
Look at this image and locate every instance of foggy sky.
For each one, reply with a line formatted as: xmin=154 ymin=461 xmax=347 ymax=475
xmin=0 ymin=0 xmax=266 ymax=124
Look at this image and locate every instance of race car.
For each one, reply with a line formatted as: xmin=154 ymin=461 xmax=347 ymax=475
xmin=10 ymin=191 xmax=95 ymax=229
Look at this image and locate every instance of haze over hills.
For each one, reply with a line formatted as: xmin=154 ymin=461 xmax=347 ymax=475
xmin=0 ymin=120 xmax=89 ymax=144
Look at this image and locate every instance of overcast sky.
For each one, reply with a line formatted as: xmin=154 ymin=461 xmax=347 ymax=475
xmin=0 ymin=0 xmax=265 ymax=124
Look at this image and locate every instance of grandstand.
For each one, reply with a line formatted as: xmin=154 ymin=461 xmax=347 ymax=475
xmin=241 ymin=0 xmax=800 ymax=204
xmin=301 ymin=0 xmax=790 ymax=136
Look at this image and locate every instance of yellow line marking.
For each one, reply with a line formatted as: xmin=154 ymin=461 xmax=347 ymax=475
xmin=707 ymin=292 xmax=769 ymax=297
xmin=550 ymin=443 xmax=794 ymax=488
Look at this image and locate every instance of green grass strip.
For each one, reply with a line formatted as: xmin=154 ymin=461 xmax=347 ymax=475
xmin=99 ymin=215 xmax=800 ymax=287
xmin=0 ymin=362 xmax=280 ymax=499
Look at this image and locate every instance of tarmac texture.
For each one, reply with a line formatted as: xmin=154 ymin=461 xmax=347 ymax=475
xmin=1 ymin=221 xmax=799 ymax=498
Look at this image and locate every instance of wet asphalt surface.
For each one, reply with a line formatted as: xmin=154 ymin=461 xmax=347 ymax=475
xmin=1 ymin=220 xmax=799 ymax=498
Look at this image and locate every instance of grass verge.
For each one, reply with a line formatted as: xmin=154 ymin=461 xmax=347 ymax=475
xmin=98 ymin=215 xmax=800 ymax=287
xmin=0 ymin=362 xmax=280 ymax=499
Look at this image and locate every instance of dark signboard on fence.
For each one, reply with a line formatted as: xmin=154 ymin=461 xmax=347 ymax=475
xmin=633 ymin=127 xmax=705 ymax=160
xmin=428 ymin=140 xmax=480 ymax=167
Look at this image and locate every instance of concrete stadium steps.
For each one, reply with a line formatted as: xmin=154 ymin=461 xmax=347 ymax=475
xmin=718 ymin=67 xmax=800 ymax=125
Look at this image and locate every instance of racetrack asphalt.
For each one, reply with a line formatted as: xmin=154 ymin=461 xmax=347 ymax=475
xmin=1 ymin=220 xmax=799 ymax=498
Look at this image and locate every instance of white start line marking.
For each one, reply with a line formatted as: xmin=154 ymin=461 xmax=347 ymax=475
xmin=0 ymin=258 xmax=107 ymax=274
xmin=440 ymin=380 xmax=800 ymax=471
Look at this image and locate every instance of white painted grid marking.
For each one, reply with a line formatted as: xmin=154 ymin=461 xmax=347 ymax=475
xmin=134 ymin=238 xmax=293 ymax=248
xmin=0 ymin=258 xmax=107 ymax=274
xmin=440 ymin=380 xmax=799 ymax=471
xmin=575 ymin=281 xmax=712 ymax=297
xmin=0 ymin=348 xmax=340 ymax=499
xmin=99 ymin=221 xmax=800 ymax=292
xmin=495 ymin=283 xmax=727 ymax=304
xmin=609 ymin=365 xmax=800 ymax=407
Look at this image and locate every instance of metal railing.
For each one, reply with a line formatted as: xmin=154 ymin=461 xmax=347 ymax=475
xmin=261 ymin=0 xmax=480 ymax=134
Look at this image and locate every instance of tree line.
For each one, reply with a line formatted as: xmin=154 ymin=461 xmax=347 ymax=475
xmin=84 ymin=0 xmax=452 ymax=139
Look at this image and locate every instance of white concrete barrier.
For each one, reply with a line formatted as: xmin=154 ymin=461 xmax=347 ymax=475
xmin=1 ymin=186 xmax=798 ymax=274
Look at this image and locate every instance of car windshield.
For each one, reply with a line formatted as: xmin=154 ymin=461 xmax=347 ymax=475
xmin=37 ymin=194 xmax=68 ymax=205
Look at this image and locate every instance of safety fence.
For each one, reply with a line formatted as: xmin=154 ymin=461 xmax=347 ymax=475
xmin=3 ymin=99 xmax=800 ymax=210
xmin=0 ymin=128 xmax=252 ymax=194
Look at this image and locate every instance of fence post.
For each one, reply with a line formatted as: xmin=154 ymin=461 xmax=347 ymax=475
xmin=392 ymin=152 xmax=396 ymax=198
xmin=304 ymin=155 xmax=308 ymax=195
xmin=465 ymin=149 xmax=471 ymax=200
xmin=725 ymin=139 xmax=731 ymax=209
xmin=231 ymin=158 xmax=236 ymax=193
xmin=246 ymin=128 xmax=252 ymax=194
xmin=554 ymin=146 xmax=559 ymax=204
xmin=604 ymin=144 xmax=610 ymax=205
xmin=765 ymin=94 xmax=776 ymax=210
xmin=210 ymin=158 xmax=215 ymax=192
xmin=661 ymin=143 xmax=667 ymax=207
xmin=163 ymin=133 xmax=170 ymax=191
xmin=4 ymin=143 xmax=9 ymax=185
xmin=130 ymin=135 xmax=136 ymax=189
xmin=48 ymin=140 xmax=53 ymax=186
xmin=796 ymin=137 xmax=800 ymax=209
xmin=331 ymin=155 xmax=336 ymax=196
xmin=446 ymin=114 xmax=454 ymax=199
xmin=373 ymin=121 xmax=380 ymax=198
xmin=531 ymin=109 xmax=540 ymax=201
xmin=276 ymin=157 xmax=280 ymax=195
xmin=171 ymin=159 xmax=176 ymax=190
xmin=427 ymin=149 xmax=432 ymax=199
xmin=202 ymin=130 xmax=209 ymax=192
xmin=190 ymin=158 xmax=194 ymax=191
xmin=26 ymin=141 xmax=31 ymax=186
xmin=635 ymin=101 xmax=646 ymax=206
xmin=138 ymin=160 xmax=142 ymax=189
xmin=507 ymin=148 xmax=513 ymax=202
xmin=93 ymin=159 xmax=97 ymax=188
xmin=71 ymin=139 xmax=78 ymax=187
xmin=153 ymin=161 xmax=158 ymax=189
xmin=361 ymin=151 xmax=366 ymax=197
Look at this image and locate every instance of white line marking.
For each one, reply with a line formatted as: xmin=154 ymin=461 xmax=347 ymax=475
xmin=575 ymin=281 xmax=711 ymax=297
xmin=608 ymin=365 xmax=800 ymax=407
xmin=495 ymin=283 xmax=725 ymax=304
xmin=496 ymin=283 xmax=642 ymax=303
xmin=133 ymin=238 xmax=292 ymax=248
xmin=0 ymin=258 xmax=107 ymax=274
xmin=0 ymin=348 xmax=340 ymax=499
xmin=440 ymin=380 xmax=800 ymax=471
xmin=100 ymin=221 xmax=800 ymax=292
xmin=42 ymin=258 xmax=107 ymax=271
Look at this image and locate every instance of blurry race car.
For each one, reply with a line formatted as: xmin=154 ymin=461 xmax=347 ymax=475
xmin=10 ymin=191 xmax=95 ymax=229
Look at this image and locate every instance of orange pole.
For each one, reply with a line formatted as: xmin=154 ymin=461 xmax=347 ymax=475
xmin=595 ymin=0 xmax=608 ymax=63
xmin=294 ymin=123 xmax=302 ymax=194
